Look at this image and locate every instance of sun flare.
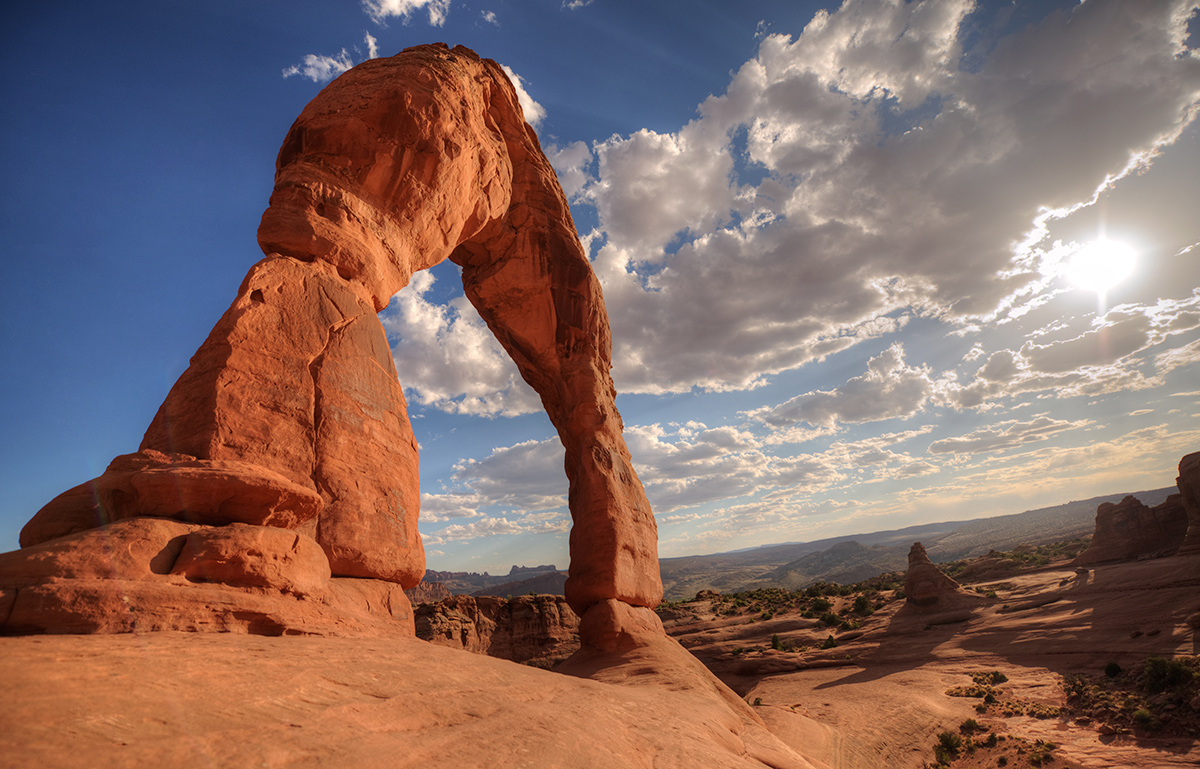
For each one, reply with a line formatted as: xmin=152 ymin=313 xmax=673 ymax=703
xmin=1067 ymin=239 xmax=1137 ymax=294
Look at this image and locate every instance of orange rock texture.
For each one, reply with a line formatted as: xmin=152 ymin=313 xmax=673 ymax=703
xmin=903 ymin=541 xmax=968 ymax=608
xmin=5 ymin=42 xmax=661 ymax=634
xmin=1072 ymin=493 xmax=1188 ymax=565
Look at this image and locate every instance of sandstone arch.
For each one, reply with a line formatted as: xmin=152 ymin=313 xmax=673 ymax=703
xmin=19 ymin=43 xmax=661 ymax=618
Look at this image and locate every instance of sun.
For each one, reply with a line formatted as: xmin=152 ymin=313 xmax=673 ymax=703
xmin=1066 ymin=239 xmax=1137 ymax=294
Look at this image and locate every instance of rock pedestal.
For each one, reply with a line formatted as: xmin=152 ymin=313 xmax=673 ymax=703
xmin=904 ymin=542 xmax=969 ymax=608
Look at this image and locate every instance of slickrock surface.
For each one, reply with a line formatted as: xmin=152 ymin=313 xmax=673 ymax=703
xmin=659 ymin=553 xmax=1200 ymax=769
xmin=415 ymin=593 xmax=580 ymax=667
xmin=0 ymin=632 xmax=828 ymax=769
xmin=1073 ymin=493 xmax=1188 ymax=565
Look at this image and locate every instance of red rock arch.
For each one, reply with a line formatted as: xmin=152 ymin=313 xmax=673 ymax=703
xmin=21 ymin=44 xmax=661 ymax=618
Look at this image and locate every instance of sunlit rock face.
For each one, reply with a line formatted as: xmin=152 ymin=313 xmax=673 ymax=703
xmin=903 ymin=542 xmax=968 ymax=608
xmin=1072 ymin=493 xmax=1189 ymax=566
xmin=3 ymin=43 xmax=661 ymax=636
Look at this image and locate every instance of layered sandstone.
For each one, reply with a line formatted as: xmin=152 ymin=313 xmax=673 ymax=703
xmin=903 ymin=542 xmax=973 ymax=609
xmin=415 ymin=594 xmax=580 ymax=667
xmin=0 ymin=518 xmax=412 ymax=636
xmin=1073 ymin=493 xmax=1189 ymax=565
xmin=1176 ymin=451 xmax=1200 ymax=555
xmin=8 ymin=42 xmax=662 ymax=635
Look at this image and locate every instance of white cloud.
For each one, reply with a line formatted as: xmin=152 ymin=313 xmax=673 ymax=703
xmin=927 ymin=416 xmax=1092 ymax=456
xmin=364 ymin=32 xmax=379 ymax=59
xmin=381 ymin=270 xmax=542 ymax=418
xmin=499 ymin=65 xmax=546 ymax=128
xmin=481 ymin=10 xmax=499 ymax=26
xmin=563 ymin=0 xmax=592 ymax=8
xmin=746 ymin=343 xmax=936 ymax=430
xmin=364 ymin=0 xmax=451 ymax=26
xmin=546 ymin=141 xmax=594 ymax=200
xmin=282 ymin=50 xmax=353 ymax=83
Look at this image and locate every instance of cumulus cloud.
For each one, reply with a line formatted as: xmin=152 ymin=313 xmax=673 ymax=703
xmin=575 ymin=0 xmax=1200 ymax=396
xmin=546 ymin=141 xmax=594 ymax=200
xmin=500 ymin=65 xmax=546 ymax=127
xmin=282 ymin=50 xmax=354 ymax=83
xmin=481 ymin=10 xmax=499 ymax=26
xmin=363 ymin=0 xmax=450 ymax=26
xmin=747 ymin=343 xmax=936 ymax=430
xmin=381 ymin=271 xmax=542 ymax=418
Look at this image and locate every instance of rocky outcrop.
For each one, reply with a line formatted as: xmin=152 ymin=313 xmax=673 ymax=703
xmin=1177 ymin=451 xmax=1200 ymax=555
xmin=903 ymin=542 xmax=974 ymax=609
xmin=6 ymin=42 xmax=662 ymax=636
xmin=1073 ymin=493 xmax=1188 ymax=565
xmin=406 ymin=580 xmax=452 ymax=605
xmin=415 ymin=594 xmax=580 ymax=668
xmin=0 ymin=518 xmax=412 ymax=636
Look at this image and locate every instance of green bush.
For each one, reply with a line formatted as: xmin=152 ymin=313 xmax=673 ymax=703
xmin=810 ymin=597 xmax=832 ymax=612
xmin=959 ymin=718 xmax=980 ymax=734
xmin=819 ymin=611 xmax=841 ymax=626
xmin=820 ymin=634 xmax=838 ymax=649
xmin=1104 ymin=662 xmax=1122 ymax=678
xmin=1133 ymin=708 xmax=1160 ymax=730
xmin=1144 ymin=656 xmax=1193 ymax=693
xmin=852 ymin=595 xmax=873 ymax=615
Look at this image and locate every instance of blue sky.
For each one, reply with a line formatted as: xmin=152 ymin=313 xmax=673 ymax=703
xmin=2 ymin=0 xmax=1199 ymax=574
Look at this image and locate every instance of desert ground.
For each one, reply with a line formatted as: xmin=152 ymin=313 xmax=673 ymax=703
xmin=3 ymin=551 xmax=1196 ymax=768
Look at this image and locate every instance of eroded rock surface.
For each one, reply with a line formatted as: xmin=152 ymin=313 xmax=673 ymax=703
xmin=8 ymin=42 xmax=662 ymax=633
xmin=415 ymin=594 xmax=580 ymax=667
xmin=903 ymin=542 xmax=973 ymax=609
xmin=1073 ymin=493 xmax=1188 ymax=565
xmin=1176 ymin=451 xmax=1200 ymax=555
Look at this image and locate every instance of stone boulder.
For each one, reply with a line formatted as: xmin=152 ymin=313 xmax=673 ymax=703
xmin=1073 ymin=493 xmax=1188 ymax=565
xmin=415 ymin=594 xmax=580 ymax=668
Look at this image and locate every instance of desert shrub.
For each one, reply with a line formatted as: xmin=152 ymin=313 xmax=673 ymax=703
xmin=731 ymin=647 xmax=745 ymax=656
xmin=810 ymin=597 xmax=832 ymax=612
xmin=959 ymin=718 xmax=980 ymax=734
xmin=934 ymin=731 xmax=963 ymax=765
xmin=819 ymin=611 xmax=841 ymax=627
xmin=985 ymin=589 xmax=998 ymax=598
xmin=1144 ymin=656 xmax=1194 ymax=693
xmin=973 ymin=671 xmax=1008 ymax=685
xmin=984 ymin=732 xmax=998 ymax=747
xmin=753 ymin=697 xmax=762 ymax=706
xmin=998 ymin=756 xmax=1008 ymax=766
xmin=852 ymin=594 xmax=874 ymax=615
xmin=820 ymin=634 xmax=838 ymax=649
xmin=1104 ymin=662 xmax=1122 ymax=678
xmin=1133 ymin=708 xmax=1158 ymax=729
